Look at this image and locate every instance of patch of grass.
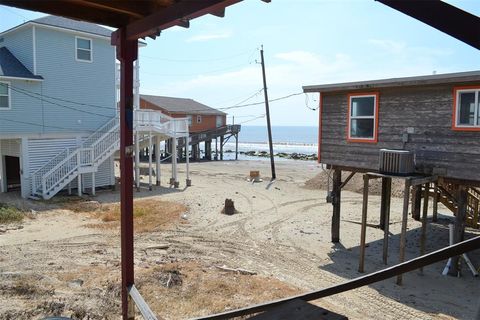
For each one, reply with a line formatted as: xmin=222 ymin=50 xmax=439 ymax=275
xmin=136 ymin=261 xmax=301 ymax=319
xmin=71 ymin=199 xmax=186 ymax=232
xmin=0 ymin=203 xmax=25 ymax=224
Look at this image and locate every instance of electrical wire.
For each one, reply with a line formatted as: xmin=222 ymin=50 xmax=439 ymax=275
xmin=0 ymin=117 xmax=96 ymax=132
xmin=218 ymin=92 xmax=304 ymax=111
xmin=304 ymin=93 xmax=318 ymax=111
xmin=227 ymin=88 xmax=264 ymax=108
xmin=237 ymin=114 xmax=265 ymax=124
xmin=0 ymin=82 xmax=115 ymax=110
xmin=141 ymin=62 xmax=249 ymax=77
xmin=139 ymin=49 xmax=253 ymax=63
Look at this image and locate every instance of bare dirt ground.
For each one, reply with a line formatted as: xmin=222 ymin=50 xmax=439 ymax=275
xmin=1 ymin=159 xmax=479 ymax=319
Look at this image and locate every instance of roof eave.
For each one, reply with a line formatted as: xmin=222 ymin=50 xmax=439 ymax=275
xmin=0 ymin=75 xmax=44 ymax=81
xmin=303 ymin=71 xmax=480 ymax=93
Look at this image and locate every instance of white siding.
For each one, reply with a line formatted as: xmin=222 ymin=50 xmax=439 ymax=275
xmin=27 ymin=137 xmax=78 ymax=173
xmin=27 ymin=137 xmax=114 ymax=194
xmin=81 ymin=156 xmax=114 ymax=189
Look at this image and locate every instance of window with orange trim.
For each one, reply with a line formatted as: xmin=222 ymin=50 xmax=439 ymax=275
xmin=453 ymin=87 xmax=480 ymax=130
xmin=347 ymin=93 xmax=378 ymax=142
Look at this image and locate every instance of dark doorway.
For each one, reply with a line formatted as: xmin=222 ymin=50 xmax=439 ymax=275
xmin=5 ymin=156 xmax=21 ymax=191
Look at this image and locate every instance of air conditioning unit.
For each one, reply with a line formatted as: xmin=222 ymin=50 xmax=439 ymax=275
xmin=379 ymin=149 xmax=415 ymax=175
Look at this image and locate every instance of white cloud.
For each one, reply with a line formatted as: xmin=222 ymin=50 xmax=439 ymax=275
xmin=368 ymin=38 xmax=454 ymax=58
xmin=186 ymin=30 xmax=232 ymax=42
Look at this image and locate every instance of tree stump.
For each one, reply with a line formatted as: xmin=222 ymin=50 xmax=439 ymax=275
xmin=224 ymin=199 xmax=235 ymax=215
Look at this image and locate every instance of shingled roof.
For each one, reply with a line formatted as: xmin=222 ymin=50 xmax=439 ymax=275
xmin=141 ymin=94 xmax=226 ymax=116
xmin=32 ymin=15 xmax=112 ymax=37
xmin=0 ymin=47 xmax=43 ymax=80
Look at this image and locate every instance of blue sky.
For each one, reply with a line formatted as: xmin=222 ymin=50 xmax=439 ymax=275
xmin=1 ymin=0 xmax=479 ymax=126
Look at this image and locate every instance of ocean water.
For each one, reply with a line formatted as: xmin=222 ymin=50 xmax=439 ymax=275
xmin=223 ymin=125 xmax=318 ymax=160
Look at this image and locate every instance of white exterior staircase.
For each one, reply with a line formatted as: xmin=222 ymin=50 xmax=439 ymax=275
xmin=30 ymin=110 xmax=188 ymax=200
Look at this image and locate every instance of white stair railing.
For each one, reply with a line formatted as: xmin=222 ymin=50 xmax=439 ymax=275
xmin=33 ymin=110 xmax=186 ymax=199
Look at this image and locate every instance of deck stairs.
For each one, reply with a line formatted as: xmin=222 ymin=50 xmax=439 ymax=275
xmin=426 ymin=182 xmax=480 ymax=229
xmin=30 ymin=110 xmax=187 ymax=200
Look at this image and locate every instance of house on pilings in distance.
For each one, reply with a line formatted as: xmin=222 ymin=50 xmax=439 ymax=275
xmin=140 ymin=94 xmax=241 ymax=161
xmin=304 ymin=71 xmax=480 ymax=277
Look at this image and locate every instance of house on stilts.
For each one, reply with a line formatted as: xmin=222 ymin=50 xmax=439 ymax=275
xmin=304 ymin=70 xmax=480 ymax=280
xmin=140 ymin=94 xmax=241 ymax=161
xmin=0 ymin=15 xmax=189 ymax=199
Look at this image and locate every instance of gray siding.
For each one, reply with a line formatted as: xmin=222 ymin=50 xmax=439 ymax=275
xmin=320 ymin=84 xmax=480 ymax=181
xmin=35 ymin=26 xmax=116 ymax=133
xmin=0 ymin=27 xmax=34 ymax=73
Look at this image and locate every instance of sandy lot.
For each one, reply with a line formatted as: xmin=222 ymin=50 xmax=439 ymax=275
xmin=1 ymin=159 xmax=479 ymax=319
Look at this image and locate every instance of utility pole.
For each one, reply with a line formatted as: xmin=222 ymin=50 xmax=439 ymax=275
xmin=260 ymin=45 xmax=276 ymax=180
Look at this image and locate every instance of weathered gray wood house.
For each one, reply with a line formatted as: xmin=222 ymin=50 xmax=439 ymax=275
xmin=303 ymin=71 xmax=480 ymax=278
xmin=303 ymin=71 xmax=480 ymax=183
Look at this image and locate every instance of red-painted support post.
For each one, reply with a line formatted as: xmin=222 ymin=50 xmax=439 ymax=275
xmin=114 ymin=28 xmax=138 ymax=320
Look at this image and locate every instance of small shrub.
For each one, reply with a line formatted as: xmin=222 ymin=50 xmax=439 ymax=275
xmin=0 ymin=203 xmax=24 ymax=223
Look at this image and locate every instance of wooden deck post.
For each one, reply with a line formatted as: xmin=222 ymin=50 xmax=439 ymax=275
xmin=115 ymin=27 xmax=137 ymax=320
xmin=220 ymin=135 xmax=224 ymax=160
xmin=379 ymin=177 xmax=390 ymax=230
xmin=433 ymin=182 xmax=438 ymax=222
xmin=235 ymin=133 xmax=239 ymax=160
xmin=359 ymin=174 xmax=369 ymax=273
xmin=420 ymin=183 xmax=429 ymax=272
xmin=382 ymin=177 xmax=392 ymax=265
xmin=397 ymin=179 xmax=411 ymax=285
xmin=331 ymin=169 xmax=342 ymax=243
xmin=148 ymin=132 xmax=152 ymax=191
xmin=155 ymin=135 xmax=161 ymax=186
xmin=449 ymin=185 xmax=467 ymax=276
xmin=134 ymin=132 xmax=140 ymax=191
xmin=411 ymin=185 xmax=421 ymax=221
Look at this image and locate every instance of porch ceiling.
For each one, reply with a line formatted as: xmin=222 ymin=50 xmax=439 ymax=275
xmin=0 ymin=0 xmax=263 ymax=40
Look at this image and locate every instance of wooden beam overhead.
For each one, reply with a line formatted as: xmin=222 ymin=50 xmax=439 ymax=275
xmin=68 ymin=0 xmax=145 ymax=19
xmin=0 ymin=0 xmax=246 ymax=40
xmin=120 ymin=0 xmax=242 ymax=40
xmin=378 ymin=0 xmax=480 ymax=50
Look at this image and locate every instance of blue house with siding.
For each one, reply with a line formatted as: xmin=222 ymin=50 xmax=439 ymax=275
xmin=0 ymin=16 xmax=188 ymax=199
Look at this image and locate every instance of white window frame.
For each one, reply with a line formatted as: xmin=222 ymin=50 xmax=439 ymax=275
xmin=187 ymin=115 xmax=193 ymax=126
xmin=347 ymin=93 xmax=378 ymax=142
xmin=0 ymin=81 xmax=11 ymax=110
xmin=454 ymin=88 xmax=480 ymax=128
xmin=196 ymin=115 xmax=202 ymax=123
xmin=75 ymin=36 xmax=93 ymax=63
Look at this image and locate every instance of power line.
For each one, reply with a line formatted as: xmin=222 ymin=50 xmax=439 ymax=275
xmin=218 ymin=92 xmax=304 ymax=111
xmin=0 ymin=83 xmax=114 ymax=118
xmin=0 ymin=117 xmax=97 ymax=132
xmin=237 ymin=114 xmax=265 ymax=124
xmin=228 ymin=88 xmax=264 ymax=108
xmin=139 ymin=49 xmax=253 ymax=63
xmin=1 ymin=5 xmax=28 ymax=21
xmin=141 ymin=62 xmax=249 ymax=77
xmin=304 ymin=93 xmax=318 ymax=111
xmin=0 ymin=82 xmax=115 ymax=110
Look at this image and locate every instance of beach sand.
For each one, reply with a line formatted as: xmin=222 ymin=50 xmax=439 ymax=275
xmin=0 ymin=159 xmax=479 ymax=319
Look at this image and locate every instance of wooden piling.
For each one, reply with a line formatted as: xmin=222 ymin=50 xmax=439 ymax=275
xmin=420 ymin=183 xmax=429 ymax=272
xmin=382 ymin=177 xmax=392 ymax=265
xmin=412 ymin=185 xmax=421 ymax=221
xmin=432 ymin=182 xmax=438 ymax=222
xmin=331 ymin=169 xmax=342 ymax=243
xmin=359 ymin=174 xmax=369 ymax=273
xmin=397 ymin=179 xmax=411 ymax=285
xmin=449 ymin=185 xmax=467 ymax=276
